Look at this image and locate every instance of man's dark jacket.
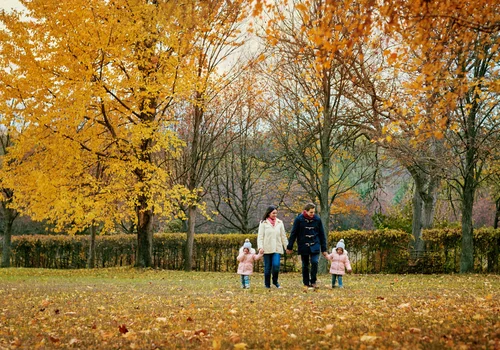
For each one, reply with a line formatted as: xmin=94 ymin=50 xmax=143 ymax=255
xmin=287 ymin=213 xmax=327 ymax=255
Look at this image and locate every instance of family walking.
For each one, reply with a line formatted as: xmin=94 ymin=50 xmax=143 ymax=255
xmin=237 ymin=203 xmax=352 ymax=289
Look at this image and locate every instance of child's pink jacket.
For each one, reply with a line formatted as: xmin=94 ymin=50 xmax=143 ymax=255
xmin=237 ymin=250 xmax=263 ymax=275
xmin=327 ymin=251 xmax=351 ymax=275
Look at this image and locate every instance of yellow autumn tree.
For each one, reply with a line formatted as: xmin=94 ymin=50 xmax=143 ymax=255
xmin=0 ymin=0 xmax=207 ymax=267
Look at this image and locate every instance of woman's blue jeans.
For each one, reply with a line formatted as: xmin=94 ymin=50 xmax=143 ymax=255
xmin=300 ymin=253 xmax=320 ymax=286
xmin=263 ymin=253 xmax=281 ymax=287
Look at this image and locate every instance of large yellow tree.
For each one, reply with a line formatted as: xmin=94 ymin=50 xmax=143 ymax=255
xmin=0 ymin=0 xmax=204 ymax=267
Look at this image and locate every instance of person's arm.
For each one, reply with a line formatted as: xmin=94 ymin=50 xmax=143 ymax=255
xmin=286 ymin=216 xmax=299 ymax=253
xmin=257 ymin=222 xmax=264 ymax=250
xmin=254 ymin=249 xmax=264 ymax=261
xmin=280 ymin=222 xmax=289 ymax=251
xmin=237 ymin=251 xmax=245 ymax=262
xmin=345 ymin=254 xmax=352 ymax=273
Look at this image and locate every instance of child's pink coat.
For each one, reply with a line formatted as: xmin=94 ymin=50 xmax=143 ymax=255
xmin=237 ymin=250 xmax=263 ymax=275
xmin=327 ymin=250 xmax=352 ymax=275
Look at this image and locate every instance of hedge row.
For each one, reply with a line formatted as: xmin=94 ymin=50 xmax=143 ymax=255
xmin=2 ymin=228 xmax=499 ymax=273
xmin=422 ymin=227 xmax=500 ymax=273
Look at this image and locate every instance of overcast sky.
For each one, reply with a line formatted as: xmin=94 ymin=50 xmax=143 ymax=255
xmin=1 ymin=0 xmax=24 ymax=12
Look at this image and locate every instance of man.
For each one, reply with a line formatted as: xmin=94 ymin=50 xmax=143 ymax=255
xmin=286 ymin=203 xmax=328 ymax=288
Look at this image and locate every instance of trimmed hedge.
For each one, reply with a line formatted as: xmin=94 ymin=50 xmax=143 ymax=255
xmin=328 ymin=229 xmax=412 ymax=274
xmin=423 ymin=227 xmax=500 ymax=273
xmin=2 ymin=228 xmax=499 ymax=273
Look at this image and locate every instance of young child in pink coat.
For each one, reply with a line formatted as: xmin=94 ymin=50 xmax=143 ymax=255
xmin=237 ymin=239 xmax=264 ymax=289
xmin=326 ymin=239 xmax=352 ymax=288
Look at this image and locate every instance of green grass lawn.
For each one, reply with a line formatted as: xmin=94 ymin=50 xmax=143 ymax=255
xmin=0 ymin=268 xmax=498 ymax=349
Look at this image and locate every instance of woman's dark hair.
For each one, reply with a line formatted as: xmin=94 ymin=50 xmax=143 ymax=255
xmin=261 ymin=205 xmax=278 ymax=222
xmin=304 ymin=203 xmax=316 ymax=211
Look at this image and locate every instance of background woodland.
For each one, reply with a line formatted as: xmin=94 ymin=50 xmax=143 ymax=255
xmin=0 ymin=0 xmax=499 ymax=272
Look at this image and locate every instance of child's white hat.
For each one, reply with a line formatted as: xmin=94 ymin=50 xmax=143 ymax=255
xmin=336 ymin=239 xmax=345 ymax=250
xmin=243 ymin=238 xmax=252 ymax=249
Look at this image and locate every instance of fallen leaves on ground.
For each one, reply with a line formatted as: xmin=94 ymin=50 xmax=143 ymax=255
xmin=0 ymin=268 xmax=498 ymax=349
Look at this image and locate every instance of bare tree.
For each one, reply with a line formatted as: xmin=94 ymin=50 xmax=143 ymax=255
xmin=262 ymin=0 xmax=377 ymax=230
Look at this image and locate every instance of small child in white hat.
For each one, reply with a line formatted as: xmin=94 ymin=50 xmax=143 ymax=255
xmin=326 ymin=239 xmax=352 ymax=288
xmin=237 ymin=239 xmax=264 ymax=288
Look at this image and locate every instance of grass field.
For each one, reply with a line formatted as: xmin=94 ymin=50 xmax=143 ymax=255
xmin=0 ymin=268 xmax=498 ymax=349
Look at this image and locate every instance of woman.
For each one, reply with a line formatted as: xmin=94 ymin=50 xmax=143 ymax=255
xmin=286 ymin=203 xmax=328 ymax=288
xmin=257 ymin=205 xmax=289 ymax=289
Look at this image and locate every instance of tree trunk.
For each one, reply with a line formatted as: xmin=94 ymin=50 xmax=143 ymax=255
xmin=318 ymin=197 xmax=330 ymax=275
xmin=318 ymin=189 xmax=331 ymax=275
xmin=319 ymin=75 xmax=331 ymax=239
xmin=135 ymin=198 xmax=154 ymax=268
xmin=184 ymin=206 xmax=196 ymax=271
xmin=1 ymin=206 xmax=17 ymax=268
xmin=318 ymin=110 xmax=331 ymax=273
xmin=183 ymin=96 xmax=202 ymax=272
xmin=319 ymin=197 xmax=330 ymax=237
xmin=240 ymin=145 xmax=250 ymax=234
xmin=408 ymin=168 xmax=439 ymax=255
xmin=460 ymin=175 xmax=475 ymax=273
xmin=422 ymin=176 xmax=439 ymax=229
xmin=411 ymin=188 xmax=425 ymax=254
xmin=408 ymin=160 xmax=440 ymax=254
xmin=1 ymin=213 xmax=14 ymax=268
xmin=87 ymin=224 xmax=97 ymax=269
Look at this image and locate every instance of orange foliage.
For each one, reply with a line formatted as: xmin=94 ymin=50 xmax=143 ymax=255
xmin=329 ymin=190 xmax=368 ymax=216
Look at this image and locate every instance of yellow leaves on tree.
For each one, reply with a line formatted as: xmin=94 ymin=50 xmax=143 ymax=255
xmin=0 ymin=0 xmax=226 ymax=267
xmin=379 ymin=0 xmax=500 ymax=140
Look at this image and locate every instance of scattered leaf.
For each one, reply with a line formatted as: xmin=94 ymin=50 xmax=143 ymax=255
xmin=48 ymin=336 xmax=60 ymax=343
xmin=360 ymin=335 xmax=378 ymax=342
xmin=229 ymin=332 xmax=241 ymax=343
xmin=118 ymin=324 xmax=129 ymax=334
